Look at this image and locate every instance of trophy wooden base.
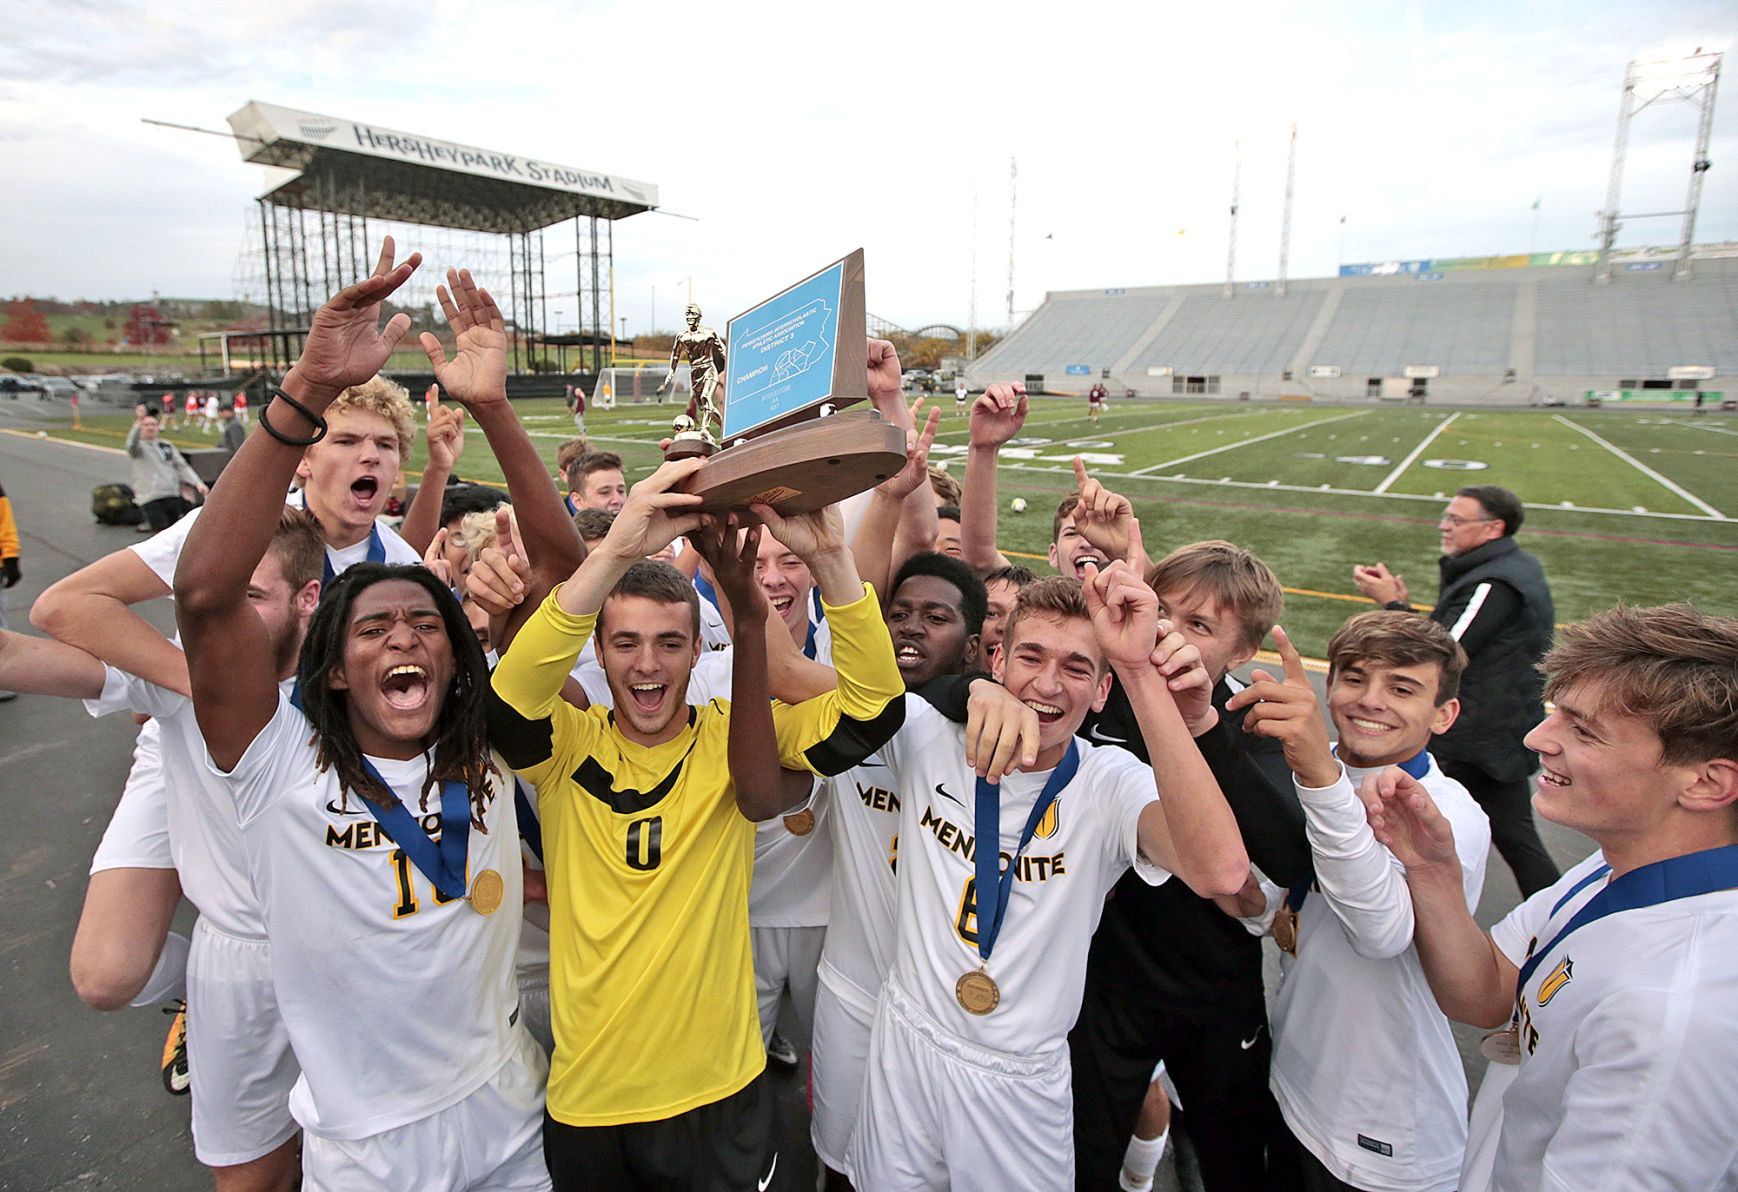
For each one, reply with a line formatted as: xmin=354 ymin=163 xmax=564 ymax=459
xmin=676 ymin=412 xmax=907 ymax=516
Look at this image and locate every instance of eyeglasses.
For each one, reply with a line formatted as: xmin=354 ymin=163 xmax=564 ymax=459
xmin=1439 ymin=513 xmax=1496 ymax=527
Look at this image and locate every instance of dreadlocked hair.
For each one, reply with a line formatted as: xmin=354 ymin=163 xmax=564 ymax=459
xmin=296 ymin=563 xmax=499 ymax=831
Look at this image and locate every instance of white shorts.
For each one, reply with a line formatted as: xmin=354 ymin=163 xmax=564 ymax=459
xmin=849 ymin=979 xmax=1073 ymax=1192
xmin=749 ymin=924 xmax=825 ymax=1047
xmin=810 ymin=968 xmax=878 ymax=1176
xmin=185 ymin=919 xmax=299 ymax=1167
xmin=89 ymin=719 xmax=174 ymax=873
xmin=301 ymin=1030 xmax=550 ymax=1192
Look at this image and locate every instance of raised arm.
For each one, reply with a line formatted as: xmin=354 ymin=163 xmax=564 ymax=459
xmin=851 ymin=400 xmax=940 ymax=601
xmin=32 ymin=549 xmax=190 ymax=696
xmin=1070 ymin=457 xmax=1149 ymax=573
xmin=1365 ymin=768 xmax=1516 ymax=1027
xmin=0 ymin=629 xmax=108 ymax=699
xmin=960 ymin=383 xmax=1024 ymax=575
xmin=1227 ymin=627 xmax=1417 ymax=958
xmin=864 ymin=341 xmax=939 ymax=575
xmin=1085 ymin=548 xmax=1247 ymax=897
xmin=691 ymin=518 xmax=789 ymax=820
xmin=397 ymin=388 xmax=464 ymax=554
xmin=176 ymin=238 xmax=423 ymax=769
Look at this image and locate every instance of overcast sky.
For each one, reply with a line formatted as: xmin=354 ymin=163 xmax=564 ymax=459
xmin=2 ymin=0 xmax=1733 ymax=334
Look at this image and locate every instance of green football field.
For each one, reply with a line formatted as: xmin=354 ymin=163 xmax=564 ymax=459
xmin=44 ymin=396 xmax=1738 ymax=657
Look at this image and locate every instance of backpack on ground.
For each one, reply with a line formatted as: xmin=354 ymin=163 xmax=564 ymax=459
xmin=92 ymin=483 xmax=143 ymax=525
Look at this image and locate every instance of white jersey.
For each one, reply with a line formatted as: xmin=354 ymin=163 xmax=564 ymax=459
xmin=220 ymin=693 xmax=525 ymax=1141
xmin=878 ymin=696 xmax=1166 ymax=1055
xmin=88 ymin=717 xmax=173 ymax=872
xmin=816 ymin=747 xmax=902 ymax=1009
xmin=1470 ymin=850 xmax=1738 ymax=1192
xmin=86 ymin=669 xmax=273 ymax=937
xmin=749 ymin=621 xmax=834 ymax=928
xmin=132 ymin=503 xmax=420 ymax=587
xmin=1270 ymin=757 xmax=1490 ymax=1192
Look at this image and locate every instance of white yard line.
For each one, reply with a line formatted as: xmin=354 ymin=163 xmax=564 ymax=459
xmin=1132 ymin=411 xmax=1368 ymax=475
xmin=1374 ymin=412 xmax=1459 ymax=493
xmin=935 ymin=405 xmax=1274 ymax=445
xmin=1551 ymin=415 xmax=1729 ymax=519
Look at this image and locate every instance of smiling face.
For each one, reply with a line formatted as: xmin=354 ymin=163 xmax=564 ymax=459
xmin=328 ymin=578 xmax=456 ymax=761
xmin=755 ymin=533 xmax=815 ymax=645
xmin=297 ymin=408 xmax=402 ymax=549
xmin=1154 ymin=585 xmax=1257 ymax=686
xmin=1048 ymin=513 xmax=1105 ymax=579
xmin=1438 ymin=494 xmax=1503 ymax=558
xmin=886 ymin=574 xmax=979 ymax=689
xmin=993 ymin=611 xmax=1110 ymax=769
xmin=1326 ymin=656 xmax=1457 ymax=769
xmin=596 ymin=594 xmax=701 ymax=746
xmin=1524 ymin=680 xmax=1689 ymax=845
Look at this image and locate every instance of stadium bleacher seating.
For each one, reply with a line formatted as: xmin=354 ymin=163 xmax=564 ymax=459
xmin=967 ymin=252 xmax=1737 ymax=405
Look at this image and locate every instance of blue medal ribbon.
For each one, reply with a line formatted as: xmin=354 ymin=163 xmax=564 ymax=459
xmin=323 ymin=523 xmax=385 ymax=586
xmin=1515 ymin=842 xmax=1738 ymax=1001
xmin=355 ymin=757 xmax=472 ymax=901
xmin=971 ymin=740 xmax=1079 ymax=963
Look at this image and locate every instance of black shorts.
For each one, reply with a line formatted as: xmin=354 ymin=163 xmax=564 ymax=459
xmin=543 ymin=1070 xmax=783 ymax=1192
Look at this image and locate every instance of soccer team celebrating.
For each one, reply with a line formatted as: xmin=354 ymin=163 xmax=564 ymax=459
xmin=6 ymin=244 xmax=1736 ymax=1192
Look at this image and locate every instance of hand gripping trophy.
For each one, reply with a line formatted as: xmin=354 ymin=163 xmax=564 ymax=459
xmin=657 ymin=303 xmax=727 ymax=459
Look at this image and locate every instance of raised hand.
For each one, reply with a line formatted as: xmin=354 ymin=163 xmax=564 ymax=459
xmin=289 ymin=236 xmax=422 ymax=396
xmin=875 ymin=401 xmax=942 ymax=500
xmin=690 ymin=516 xmax=768 ymax=626
xmin=1071 ymin=456 xmax=1139 ymax=565
xmin=420 ymin=269 xmax=508 ymax=408
xmin=969 ymin=382 xmax=1028 ymax=449
xmin=1224 ymin=626 xmax=1338 ymax=788
xmin=1080 ymin=519 xmax=1159 ymax=670
xmin=423 ymin=527 xmax=456 ymax=589
xmin=866 ymin=338 xmax=905 ymax=413
xmin=1352 ymin=562 xmax=1408 ymax=607
xmin=465 ymin=507 xmax=530 ymax=616
xmin=1151 ymin=618 xmax=1216 ymax=734
xmin=1362 ymin=767 xmax=1461 ymax=873
xmin=601 ymin=458 xmax=707 ymax=562
xmin=753 ymin=501 xmax=845 ymax=564
xmin=424 ymin=389 xmax=466 ymax=475
xmin=964 ymin=678 xmax=1041 ymax=784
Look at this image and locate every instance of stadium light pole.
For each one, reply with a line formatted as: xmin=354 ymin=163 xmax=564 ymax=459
xmin=1593 ymin=47 xmax=1724 ymax=283
xmin=1224 ymin=141 xmax=1241 ymax=298
xmin=1006 ymin=157 xmax=1018 ymax=333
xmin=1277 ymin=124 xmax=1297 ymax=299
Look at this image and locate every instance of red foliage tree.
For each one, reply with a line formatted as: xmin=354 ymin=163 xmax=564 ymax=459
xmin=124 ymin=305 xmax=174 ymax=346
xmin=2 ymin=299 xmax=52 ymax=344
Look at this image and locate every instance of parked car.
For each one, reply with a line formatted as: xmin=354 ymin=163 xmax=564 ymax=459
xmin=0 ymin=376 xmax=46 ymax=399
xmin=40 ymin=377 xmax=82 ymax=401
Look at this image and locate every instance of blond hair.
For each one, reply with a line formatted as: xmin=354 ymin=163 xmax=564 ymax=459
xmin=1003 ymin=575 xmax=1104 ymax=673
xmin=329 ymin=376 xmax=415 ymax=457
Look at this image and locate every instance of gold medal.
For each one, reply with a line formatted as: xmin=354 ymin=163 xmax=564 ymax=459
xmin=1479 ymin=1026 xmax=1523 ymax=1066
xmin=783 ymin=809 xmax=815 ymax=836
xmin=955 ymin=968 xmax=1000 ymax=1015
xmin=1273 ymin=905 xmax=1299 ymax=956
xmin=468 ymin=868 xmax=504 ymax=916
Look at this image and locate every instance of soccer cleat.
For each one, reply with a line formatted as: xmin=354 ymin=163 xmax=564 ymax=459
xmin=161 ymin=1001 xmax=190 ymax=1096
xmin=765 ymin=1030 xmax=799 ymax=1071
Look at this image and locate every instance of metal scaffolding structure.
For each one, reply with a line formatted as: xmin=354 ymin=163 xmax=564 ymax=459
xmin=225 ymin=101 xmax=657 ymax=378
xmin=1594 ymin=49 xmax=1723 ymax=283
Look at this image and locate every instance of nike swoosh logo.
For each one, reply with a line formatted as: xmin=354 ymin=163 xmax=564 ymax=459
xmin=1084 ymin=723 xmax=1128 ymax=745
xmin=324 ymin=800 xmax=367 ymax=816
xmin=759 ymin=1151 xmax=778 ymax=1191
xmin=1240 ymin=1026 xmax=1264 ymax=1050
xmin=935 ymin=783 xmax=965 ymax=807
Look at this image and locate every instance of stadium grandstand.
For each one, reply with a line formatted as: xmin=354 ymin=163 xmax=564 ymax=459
xmin=967 ymin=245 xmax=1738 ymax=406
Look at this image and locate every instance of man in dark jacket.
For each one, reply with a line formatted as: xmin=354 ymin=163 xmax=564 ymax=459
xmin=1353 ymin=484 xmax=1558 ymax=895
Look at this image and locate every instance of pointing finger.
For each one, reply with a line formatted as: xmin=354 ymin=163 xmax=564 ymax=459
xmin=1072 ymin=456 xmax=1089 ymax=492
xmin=1272 ymin=626 xmax=1307 ymax=685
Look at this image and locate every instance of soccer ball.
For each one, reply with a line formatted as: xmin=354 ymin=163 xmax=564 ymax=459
xmin=1010 ymin=497 xmax=1028 ymax=513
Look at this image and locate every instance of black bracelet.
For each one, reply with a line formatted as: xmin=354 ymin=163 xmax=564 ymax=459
xmin=258 ymin=387 xmax=329 ymax=447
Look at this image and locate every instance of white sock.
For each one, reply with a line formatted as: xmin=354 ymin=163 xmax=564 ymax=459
xmin=1118 ymin=1127 xmax=1169 ymax=1192
xmin=128 ymin=930 xmax=191 ymax=1007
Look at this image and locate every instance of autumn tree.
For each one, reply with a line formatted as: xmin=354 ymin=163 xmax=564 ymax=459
xmin=2 ymin=299 xmax=52 ymax=344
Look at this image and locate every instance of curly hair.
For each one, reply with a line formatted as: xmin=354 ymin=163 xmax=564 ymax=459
xmin=328 ymin=375 xmax=415 ymax=457
xmin=296 ymin=563 xmax=497 ymax=829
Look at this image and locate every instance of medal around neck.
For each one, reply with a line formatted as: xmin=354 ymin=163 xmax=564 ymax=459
xmin=668 ymin=250 xmax=906 ymax=516
xmin=783 ymin=808 xmax=815 ymax=836
xmin=1480 ymin=1026 xmax=1522 ymax=1065
xmin=468 ymin=868 xmax=504 ymax=916
xmin=956 ymin=968 xmax=1000 ymax=1015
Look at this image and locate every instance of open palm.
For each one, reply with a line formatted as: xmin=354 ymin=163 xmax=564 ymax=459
xmin=420 ymin=268 xmax=508 ymax=408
